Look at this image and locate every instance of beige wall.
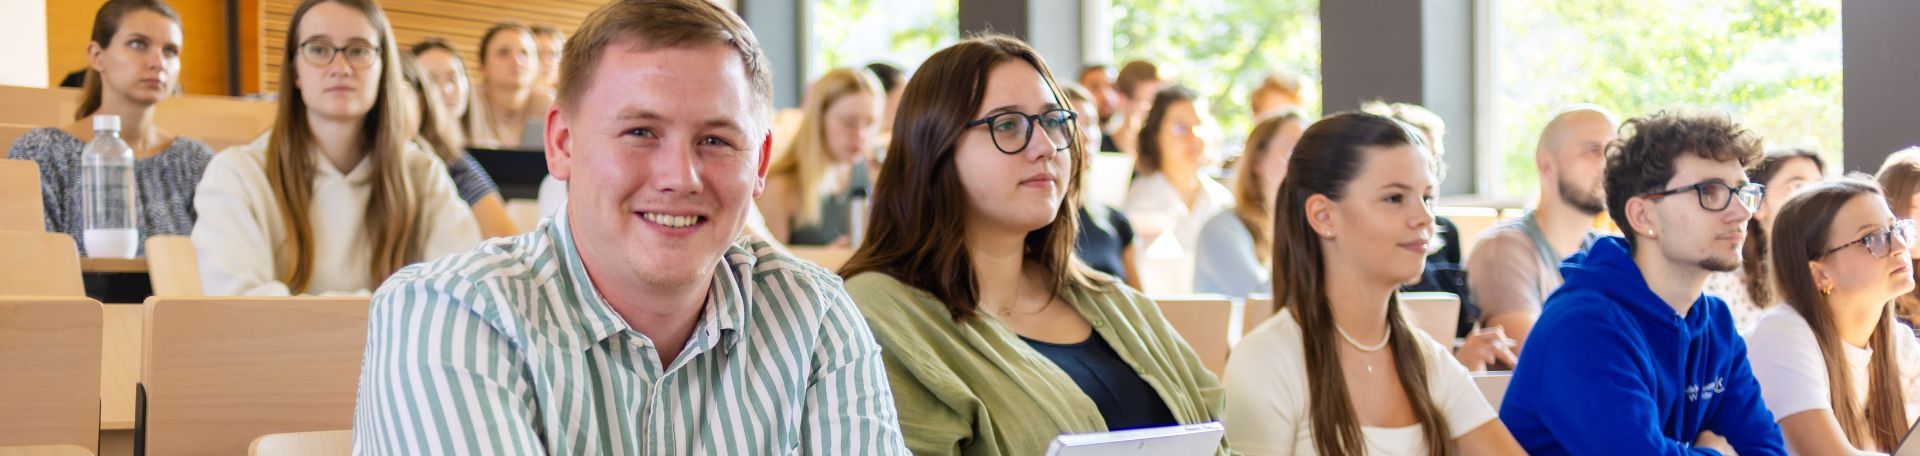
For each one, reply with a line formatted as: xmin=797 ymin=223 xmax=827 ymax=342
xmin=253 ymin=0 xmax=606 ymax=94
xmin=45 ymin=0 xmax=231 ymax=96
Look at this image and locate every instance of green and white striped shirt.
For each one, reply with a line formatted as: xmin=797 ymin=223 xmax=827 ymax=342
xmin=352 ymin=209 xmax=909 ymax=455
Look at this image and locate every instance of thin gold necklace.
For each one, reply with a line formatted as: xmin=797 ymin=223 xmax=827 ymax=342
xmin=994 ymin=273 xmax=1055 ymax=318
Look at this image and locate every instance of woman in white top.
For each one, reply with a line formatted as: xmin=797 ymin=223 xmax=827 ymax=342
xmin=1705 ymin=147 xmax=1825 ymax=330
xmin=192 ymin=0 xmax=478 ymax=296
xmin=1193 ymin=112 xmax=1303 ymax=297
xmin=468 ymin=22 xmax=553 ymax=149
xmin=1746 ymin=179 xmax=1920 ymax=454
xmin=1223 ymin=112 xmax=1523 ymax=455
xmin=1121 ymin=85 xmax=1232 ymax=250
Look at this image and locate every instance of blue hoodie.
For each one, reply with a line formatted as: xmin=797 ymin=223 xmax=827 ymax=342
xmin=1498 ymin=236 xmax=1784 ymax=455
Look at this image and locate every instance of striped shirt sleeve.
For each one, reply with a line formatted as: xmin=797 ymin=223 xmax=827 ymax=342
xmin=445 ymin=153 xmax=501 ymax=206
xmin=352 ymin=263 xmax=545 ymax=455
xmin=795 ymin=271 xmax=911 ymax=455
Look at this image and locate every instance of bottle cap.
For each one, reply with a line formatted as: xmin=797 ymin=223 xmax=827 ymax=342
xmin=93 ymin=115 xmax=120 ymax=132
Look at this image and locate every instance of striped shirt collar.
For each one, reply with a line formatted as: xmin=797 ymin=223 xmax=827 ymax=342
xmin=548 ymin=206 xmax=753 ymax=355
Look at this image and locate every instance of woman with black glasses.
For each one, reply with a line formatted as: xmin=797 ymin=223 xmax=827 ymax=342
xmin=192 ymin=0 xmax=478 ymax=296
xmin=840 ymin=34 xmax=1225 ymax=455
xmin=1746 ymin=179 xmax=1920 ymax=455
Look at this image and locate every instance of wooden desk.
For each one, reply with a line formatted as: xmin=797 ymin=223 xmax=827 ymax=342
xmin=100 ymin=305 xmax=141 ymax=431
xmin=79 ymin=258 xmax=146 ymax=274
xmin=0 ymin=445 xmax=93 ymax=456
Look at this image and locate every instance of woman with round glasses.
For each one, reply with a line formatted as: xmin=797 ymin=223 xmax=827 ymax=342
xmin=192 ymin=0 xmax=478 ymax=296
xmin=840 ymin=34 xmax=1224 ymax=455
xmin=1745 ymin=179 xmax=1920 ymax=454
xmin=1122 ymin=85 xmax=1233 ymax=251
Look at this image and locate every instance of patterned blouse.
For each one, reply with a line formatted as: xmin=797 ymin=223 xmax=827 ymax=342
xmin=8 ymin=128 xmax=214 ymax=256
xmin=1705 ymin=268 xmax=1765 ymax=331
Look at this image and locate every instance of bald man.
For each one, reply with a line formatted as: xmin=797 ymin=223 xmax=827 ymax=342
xmin=1467 ymin=105 xmax=1619 ymax=351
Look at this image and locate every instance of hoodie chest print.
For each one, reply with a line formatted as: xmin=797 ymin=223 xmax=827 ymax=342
xmin=1686 ymin=377 xmax=1726 ymax=402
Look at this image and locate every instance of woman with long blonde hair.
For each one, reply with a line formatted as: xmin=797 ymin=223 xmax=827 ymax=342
xmin=1193 ymin=112 xmax=1303 ymax=297
xmin=395 ymin=52 xmax=518 ymax=238
xmin=759 ymin=67 xmax=884 ymax=245
xmin=1876 ymin=147 xmax=1920 ymax=328
xmin=191 ymin=0 xmax=478 ymax=295
xmin=468 ymin=21 xmax=552 ymax=148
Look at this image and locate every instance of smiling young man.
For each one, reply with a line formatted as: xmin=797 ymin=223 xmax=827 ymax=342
xmin=350 ymin=0 xmax=908 ymax=453
xmin=1498 ymin=110 xmax=1787 ymax=455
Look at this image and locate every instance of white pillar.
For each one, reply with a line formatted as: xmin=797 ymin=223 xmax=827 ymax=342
xmin=0 ymin=0 xmax=50 ymax=87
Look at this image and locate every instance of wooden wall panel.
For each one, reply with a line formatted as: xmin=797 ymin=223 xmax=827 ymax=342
xmin=253 ymin=0 xmax=607 ymax=95
xmin=45 ymin=0 xmax=231 ymax=96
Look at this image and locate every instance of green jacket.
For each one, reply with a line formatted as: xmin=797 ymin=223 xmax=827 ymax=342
xmin=846 ymin=272 xmax=1226 ymax=456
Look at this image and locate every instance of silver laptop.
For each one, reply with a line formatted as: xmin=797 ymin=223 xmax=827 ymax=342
xmin=1896 ymin=419 xmax=1920 ymax=456
xmin=1045 ymin=422 xmax=1226 ymax=456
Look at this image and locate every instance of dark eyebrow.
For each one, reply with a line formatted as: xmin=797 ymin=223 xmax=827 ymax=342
xmin=1859 ymin=218 xmax=1901 ymax=234
xmin=977 ymin=103 xmax=1064 ymax=118
xmin=299 ymin=36 xmax=375 ymax=46
xmin=1381 ymin=183 xmax=1414 ymax=192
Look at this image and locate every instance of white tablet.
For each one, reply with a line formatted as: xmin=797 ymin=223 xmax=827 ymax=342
xmin=1044 ymin=422 xmax=1226 ymax=456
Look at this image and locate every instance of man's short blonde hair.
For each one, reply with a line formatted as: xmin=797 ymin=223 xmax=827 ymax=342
xmin=555 ymin=0 xmax=772 ymax=128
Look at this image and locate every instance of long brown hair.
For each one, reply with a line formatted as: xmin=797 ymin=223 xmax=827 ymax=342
xmin=408 ymin=37 xmax=476 ymax=140
xmin=267 ymin=0 xmax=421 ymax=293
xmin=838 ymin=33 xmax=1102 ymax=321
xmin=396 ymin=52 xmax=467 ymax=162
xmin=1742 ymin=147 xmax=1826 ymax=308
xmin=766 ymin=67 xmax=883 ymax=226
xmin=76 ymin=0 xmax=181 ymax=120
xmin=1232 ymin=111 xmax=1304 ymax=265
xmin=1273 ymin=112 xmax=1454 ymax=455
xmin=1876 ymin=147 xmax=1920 ymax=324
xmin=1770 ymin=179 xmax=1909 ymax=449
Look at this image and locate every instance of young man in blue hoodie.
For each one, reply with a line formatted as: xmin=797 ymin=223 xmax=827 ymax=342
xmin=1499 ymin=110 xmax=1786 ymax=455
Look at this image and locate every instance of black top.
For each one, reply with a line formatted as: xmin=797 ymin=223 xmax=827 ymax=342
xmin=1021 ymin=332 xmax=1178 ymax=431
xmin=1074 ymin=203 xmax=1135 ymax=283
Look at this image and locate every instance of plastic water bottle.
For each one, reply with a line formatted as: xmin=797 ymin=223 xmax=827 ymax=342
xmin=81 ymin=115 xmax=138 ymax=258
xmin=848 ymin=187 xmax=869 ymax=249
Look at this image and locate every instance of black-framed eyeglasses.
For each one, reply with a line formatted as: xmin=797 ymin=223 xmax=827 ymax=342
xmin=963 ymin=109 xmax=1077 ymax=154
xmin=1820 ymin=219 xmax=1917 ymax=259
xmin=299 ymin=40 xmax=381 ymax=69
xmin=1640 ymin=182 xmax=1764 ymax=213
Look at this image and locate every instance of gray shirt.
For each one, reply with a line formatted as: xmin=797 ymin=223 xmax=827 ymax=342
xmin=8 ymin=128 xmax=214 ymax=256
xmin=1193 ymin=209 xmax=1267 ymax=297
